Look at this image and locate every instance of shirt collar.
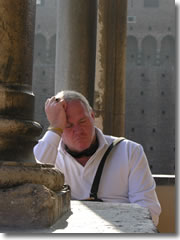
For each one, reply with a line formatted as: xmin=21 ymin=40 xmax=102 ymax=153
xmin=95 ymin=127 xmax=108 ymax=150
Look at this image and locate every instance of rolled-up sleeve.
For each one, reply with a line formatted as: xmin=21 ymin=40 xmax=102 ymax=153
xmin=128 ymin=144 xmax=161 ymax=226
xmin=33 ymin=131 xmax=61 ymax=166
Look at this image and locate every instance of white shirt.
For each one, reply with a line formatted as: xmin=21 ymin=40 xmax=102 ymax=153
xmin=34 ymin=128 xmax=161 ymax=226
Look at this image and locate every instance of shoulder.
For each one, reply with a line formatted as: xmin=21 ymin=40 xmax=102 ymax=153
xmin=104 ymin=135 xmax=145 ymax=157
xmin=104 ymin=134 xmax=142 ymax=148
xmin=96 ymin=128 xmax=144 ymax=153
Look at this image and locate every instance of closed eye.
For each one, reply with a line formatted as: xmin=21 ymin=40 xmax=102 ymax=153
xmin=79 ymin=118 xmax=87 ymax=124
xmin=65 ymin=118 xmax=87 ymax=128
xmin=66 ymin=123 xmax=73 ymax=128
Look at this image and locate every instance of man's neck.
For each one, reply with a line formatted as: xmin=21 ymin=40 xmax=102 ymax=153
xmin=75 ymin=156 xmax=90 ymax=166
xmin=65 ymin=136 xmax=99 ymax=159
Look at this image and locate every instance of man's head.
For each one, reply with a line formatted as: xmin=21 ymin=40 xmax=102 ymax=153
xmin=56 ymin=90 xmax=96 ymax=153
xmin=55 ymin=90 xmax=92 ymax=113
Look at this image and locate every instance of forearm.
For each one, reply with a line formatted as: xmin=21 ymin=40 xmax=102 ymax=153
xmin=33 ymin=131 xmax=61 ymax=165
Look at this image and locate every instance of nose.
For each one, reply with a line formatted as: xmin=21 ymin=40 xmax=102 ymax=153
xmin=73 ymin=124 xmax=83 ymax=134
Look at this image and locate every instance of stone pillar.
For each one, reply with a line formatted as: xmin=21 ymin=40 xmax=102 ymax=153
xmin=55 ymin=0 xmax=127 ymax=137
xmin=0 ymin=0 xmax=41 ymax=162
xmin=55 ymin=0 xmax=97 ymax=105
xmin=0 ymin=0 xmax=70 ymax=229
xmin=94 ymin=0 xmax=127 ymax=137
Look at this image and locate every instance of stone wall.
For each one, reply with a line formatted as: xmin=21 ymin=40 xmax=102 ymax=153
xmin=125 ymin=0 xmax=175 ymax=174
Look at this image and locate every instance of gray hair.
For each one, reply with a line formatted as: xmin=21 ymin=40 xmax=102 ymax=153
xmin=55 ymin=90 xmax=92 ymax=112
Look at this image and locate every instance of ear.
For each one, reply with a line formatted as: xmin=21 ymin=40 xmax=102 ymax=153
xmin=90 ymin=110 xmax=95 ymax=120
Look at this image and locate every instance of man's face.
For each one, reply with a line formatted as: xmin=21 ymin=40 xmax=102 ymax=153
xmin=62 ymin=100 xmax=96 ymax=152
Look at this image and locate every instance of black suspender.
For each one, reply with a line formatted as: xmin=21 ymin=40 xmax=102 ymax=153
xmin=84 ymin=137 xmax=125 ymax=202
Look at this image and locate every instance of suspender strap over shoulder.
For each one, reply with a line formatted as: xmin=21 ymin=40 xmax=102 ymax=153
xmin=89 ymin=137 xmax=125 ymax=201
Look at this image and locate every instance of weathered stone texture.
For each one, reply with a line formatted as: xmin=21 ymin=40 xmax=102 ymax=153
xmin=47 ymin=201 xmax=158 ymax=233
xmin=63 ymin=201 xmax=157 ymax=233
xmin=0 ymin=183 xmax=71 ymax=229
xmin=0 ymin=0 xmax=71 ymax=231
xmin=0 ymin=0 xmax=42 ymax=163
xmin=0 ymin=162 xmax=64 ymax=191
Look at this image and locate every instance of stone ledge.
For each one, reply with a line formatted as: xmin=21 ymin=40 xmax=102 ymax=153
xmin=0 ymin=183 xmax=71 ymax=230
xmin=28 ymin=201 xmax=158 ymax=233
xmin=153 ymin=174 xmax=175 ymax=185
xmin=0 ymin=161 xmax=64 ymax=191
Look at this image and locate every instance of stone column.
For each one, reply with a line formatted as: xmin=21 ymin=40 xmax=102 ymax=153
xmin=0 ymin=0 xmax=41 ymax=162
xmin=94 ymin=0 xmax=127 ymax=137
xmin=55 ymin=0 xmax=127 ymax=137
xmin=0 ymin=0 xmax=70 ymax=229
xmin=55 ymin=0 xmax=97 ymax=105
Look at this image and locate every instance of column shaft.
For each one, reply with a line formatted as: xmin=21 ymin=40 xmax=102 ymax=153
xmin=55 ymin=0 xmax=97 ymax=104
xmin=94 ymin=0 xmax=127 ymax=136
xmin=0 ymin=0 xmax=42 ymax=162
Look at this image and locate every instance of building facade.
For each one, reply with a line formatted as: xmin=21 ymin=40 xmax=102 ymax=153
xmin=125 ymin=0 xmax=175 ymax=174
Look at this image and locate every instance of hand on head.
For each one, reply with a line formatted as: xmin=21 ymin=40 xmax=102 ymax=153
xmin=45 ymin=96 xmax=67 ymax=130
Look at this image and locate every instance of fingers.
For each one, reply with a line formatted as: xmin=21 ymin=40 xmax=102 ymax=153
xmin=47 ymin=96 xmax=56 ymax=104
xmin=48 ymin=97 xmax=67 ymax=111
xmin=45 ymin=97 xmax=63 ymax=109
xmin=46 ymin=96 xmax=67 ymax=106
xmin=44 ymin=96 xmax=67 ymax=129
xmin=55 ymin=98 xmax=60 ymax=102
xmin=60 ymin=99 xmax=67 ymax=111
xmin=45 ymin=96 xmax=56 ymax=106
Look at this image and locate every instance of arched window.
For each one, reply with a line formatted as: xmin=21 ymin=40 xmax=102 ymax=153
xmin=160 ymin=35 xmax=175 ymax=66
xmin=141 ymin=36 xmax=157 ymax=65
xmin=126 ymin=36 xmax=138 ymax=65
xmin=49 ymin=34 xmax=56 ymax=64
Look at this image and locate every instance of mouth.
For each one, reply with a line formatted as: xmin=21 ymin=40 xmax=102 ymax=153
xmin=73 ymin=134 xmax=87 ymax=142
xmin=73 ymin=136 xmax=91 ymax=150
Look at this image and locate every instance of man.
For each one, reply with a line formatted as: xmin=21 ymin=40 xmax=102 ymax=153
xmin=34 ymin=90 xmax=161 ymax=226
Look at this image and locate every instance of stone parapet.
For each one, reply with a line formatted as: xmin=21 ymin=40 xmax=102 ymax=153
xmin=9 ymin=201 xmax=157 ymax=233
